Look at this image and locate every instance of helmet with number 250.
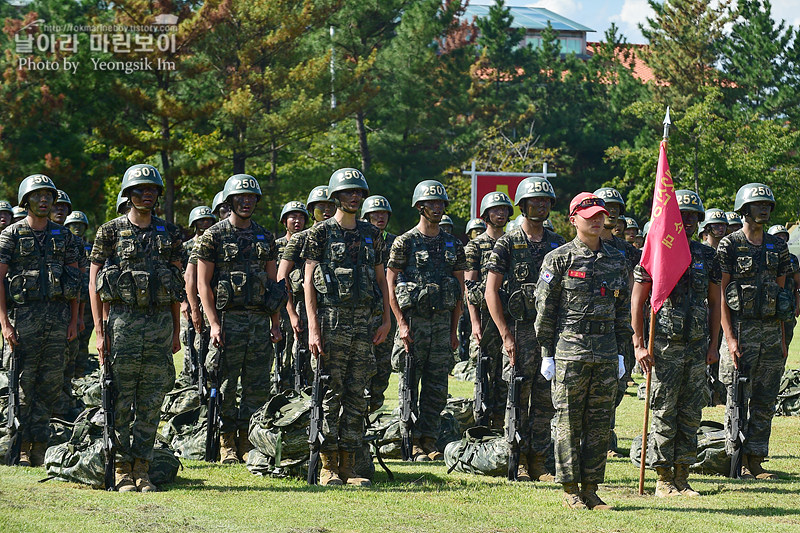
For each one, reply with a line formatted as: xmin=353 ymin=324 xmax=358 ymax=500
xmin=412 ymin=180 xmax=449 ymax=207
xmin=120 ymin=164 xmax=163 ymax=198
xmin=222 ymin=174 xmax=262 ymax=203
xmin=515 ymin=177 xmax=556 ymax=207
xmin=734 ymin=182 xmax=775 ymax=214
xmin=18 ymin=174 xmax=58 ymax=207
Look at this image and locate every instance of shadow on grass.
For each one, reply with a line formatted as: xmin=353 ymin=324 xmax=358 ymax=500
xmin=617 ymin=503 xmax=800 ymax=517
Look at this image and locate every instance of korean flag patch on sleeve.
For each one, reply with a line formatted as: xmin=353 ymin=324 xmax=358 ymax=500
xmin=540 ymin=269 xmax=554 ymax=284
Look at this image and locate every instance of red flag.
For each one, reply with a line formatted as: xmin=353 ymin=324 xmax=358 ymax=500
xmin=639 ymin=140 xmax=692 ymax=313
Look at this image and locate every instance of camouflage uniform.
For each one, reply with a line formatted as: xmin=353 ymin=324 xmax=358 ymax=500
xmin=465 ymin=230 xmax=506 ymax=427
xmin=368 ymin=230 xmax=397 ymax=411
xmin=54 ymin=232 xmax=92 ymax=418
xmin=0 ymin=220 xmax=80 ymax=443
xmin=718 ymin=230 xmax=792 ymax=457
xmin=388 ymin=228 xmax=466 ymax=440
xmin=485 ymin=226 xmax=565 ymax=453
xmin=76 ymin=239 xmax=95 ymax=376
xmin=302 ymin=217 xmax=386 ymax=451
xmin=635 ymin=240 xmax=721 ymax=468
xmin=195 ymin=218 xmax=278 ymax=435
xmin=273 ymin=235 xmax=293 ymax=390
xmin=179 ymin=235 xmax=196 ymax=377
xmin=785 ymin=253 xmax=799 ymax=349
xmin=283 ymin=229 xmax=312 ymax=386
xmin=90 ymin=215 xmax=182 ymax=463
xmin=534 ymin=238 xmax=632 ymax=485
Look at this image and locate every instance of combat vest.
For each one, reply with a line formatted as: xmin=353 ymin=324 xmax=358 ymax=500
xmin=394 ymin=229 xmax=460 ymax=315
xmin=95 ymin=216 xmax=182 ymax=308
xmin=654 ymin=241 xmax=711 ymax=342
xmin=723 ymin=231 xmax=793 ymax=321
xmin=503 ymin=227 xmax=563 ymax=321
xmin=211 ymin=220 xmax=285 ymax=313
xmin=311 ymin=219 xmax=381 ymax=314
xmin=7 ymin=221 xmax=81 ymax=305
xmin=285 ymin=230 xmax=309 ymax=302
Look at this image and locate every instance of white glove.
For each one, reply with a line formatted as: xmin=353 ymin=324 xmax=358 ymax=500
xmin=540 ymin=358 xmax=555 ymax=381
xmin=617 ymin=354 xmax=626 ymax=380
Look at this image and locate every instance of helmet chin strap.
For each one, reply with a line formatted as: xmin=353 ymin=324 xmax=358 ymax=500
xmin=418 ymin=205 xmax=439 ymax=224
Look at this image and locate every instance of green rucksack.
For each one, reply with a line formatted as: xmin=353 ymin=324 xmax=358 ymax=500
xmin=452 ymin=360 xmax=476 ymax=383
xmin=45 ymin=407 xmax=181 ymax=488
xmin=160 ymin=407 xmax=208 ymax=460
xmin=629 ymin=420 xmax=730 ymax=476
xmin=160 ymin=385 xmax=201 ymax=421
xmin=444 ymin=426 xmax=509 ymax=476
xmin=776 ymin=368 xmax=800 ymax=416
xmin=249 ymin=390 xmax=312 ymax=467
xmin=72 ymin=369 xmax=102 ymax=409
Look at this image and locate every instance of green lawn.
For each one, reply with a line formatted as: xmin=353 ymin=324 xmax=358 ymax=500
xmin=1 ymin=328 xmax=799 ymax=533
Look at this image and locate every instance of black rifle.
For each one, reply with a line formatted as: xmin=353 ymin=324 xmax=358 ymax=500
xmin=197 ymin=327 xmax=209 ymax=402
xmin=474 ymin=321 xmax=490 ymax=427
xmin=400 ymin=312 xmax=417 ymax=462
xmin=294 ymin=330 xmax=309 ymax=391
xmin=186 ymin=320 xmax=199 ymax=386
xmin=205 ymin=313 xmax=223 ymax=462
xmin=4 ymin=331 xmax=21 ymax=466
xmin=101 ymin=320 xmax=116 ymax=490
xmin=506 ymin=307 xmax=523 ymax=481
xmin=273 ymin=334 xmax=286 ymax=393
xmin=728 ymin=364 xmax=749 ymax=479
xmin=307 ymin=336 xmax=329 ymax=484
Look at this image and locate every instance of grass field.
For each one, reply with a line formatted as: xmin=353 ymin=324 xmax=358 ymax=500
xmin=1 ymin=328 xmax=799 ymax=533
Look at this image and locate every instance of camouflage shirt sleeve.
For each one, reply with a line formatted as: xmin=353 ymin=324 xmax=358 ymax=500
xmin=776 ymin=239 xmax=793 ymax=278
xmin=633 ymin=263 xmax=651 ymax=284
xmin=486 ymin=234 xmax=512 ymax=275
xmin=62 ymin=228 xmax=80 ymax=265
xmin=283 ymin=232 xmax=304 ymax=264
xmin=705 ymin=244 xmax=722 ymax=285
xmin=300 ymin=223 xmax=326 ymax=263
xmin=716 ymin=235 xmax=734 ymax=275
xmin=387 ymin=232 xmax=411 ymax=271
xmin=451 ymin=237 xmax=467 ymax=272
xmin=0 ymin=226 xmax=16 ymax=265
xmin=89 ymin=221 xmax=116 ymax=264
xmin=534 ymin=249 xmax=564 ymax=358
xmin=464 ymin=239 xmax=481 ymax=272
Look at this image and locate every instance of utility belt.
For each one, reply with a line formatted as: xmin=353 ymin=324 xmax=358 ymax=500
xmin=8 ymin=264 xmax=81 ymax=305
xmin=564 ymin=320 xmax=614 ymax=335
xmin=725 ymin=280 xmax=794 ymax=321
xmin=214 ymin=270 xmax=287 ymax=314
xmin=110 ymin=302 xmax=171 ymax=315
xmin=313 ymin=263 xmax=383 ymax=316
xmin=395 ymin=277 xmax=460 ymax=316
xmin=96 ymin=264 xmax=184 ymax=307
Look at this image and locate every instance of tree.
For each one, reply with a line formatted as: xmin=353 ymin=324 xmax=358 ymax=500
xmin=640 ymin=0 xmax=730 ymax=109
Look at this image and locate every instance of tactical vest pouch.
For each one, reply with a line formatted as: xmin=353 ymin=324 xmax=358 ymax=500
xmin=760 ymin=281 xmax=778 ymax=318
xmin=656 ymin=305 xmax=686 ymax=340
xmin=333 ymin=267 xmax=355 ymax=302
xmin=440 ymin=276 xmax=460 ymax=311
xmin=686 ymin=307 xmax=707 ymax=342
xmin=117 ymin=270 xmax=152 ymax=307
xmin=154 ymin=267 xmax=174 ymax=305
xmin=46 ymin=264 xmax=64 ymax=300
xmin=8 ymin=271 xmax=41 ymax=304
xmin=170 ymin=264 xmax=185 ymax=303
xmin=776 ymin=286 xmax=794 ymax=322
xmin=288 ymin=268 xmax=304 ymax=296
xmin=507 ymin=290 xmax=525 ymax=321
xmin=95 ymin=264 xmax=120 ymax=303
xmin=395 ymin=281 xmax=415 ymax=311
xmin=418 ymin=283 xmax=440 ymax=313
xmin=263 ymin=278 xmax=289 ymax=315
xmin=521 ymin=282 xmax=537 ymax=319
xmin=735 ymin=256 xmax=754 ymax=276
xmin=60 ymin=265 xmax=81 ymax=300
xmin=739 ymin=284 xmax=758 ymax=318
xmin=312 ymin=264 xmax=332 ymax=295
xmin=724 ymin=281 xmax=741 ymax=312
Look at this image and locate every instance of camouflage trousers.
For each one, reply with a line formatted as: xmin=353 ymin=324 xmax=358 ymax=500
xmin=207 ymin=309 xmax=274 ymax=434
xmin=288 ymin=302 xmax=312 ymax=389
xmin=502 ymin=319 xmax=553 ymax=455
xmin=108 ymin=306 xmax=175 ymax=463
xmin=52 ymin=336 xmax=80 ymax=417
xmin=645 ymin=336 xmax=707 ymax=468
xmin=272 ymin=308 xmax=294 ymax=392
xmin=720 ymin=318 xmax=785 ymax=457
xmin=10 ymin=302 xmax=70 ymax=443
xmin=469 ymin=316 xmax=506 ymax=429
xmin=609 ymin=340 xmax=634 ymax=444
xmin=369 ymin=313 xmax=396 ymax=412
xmin=392 ymin=311 xmax=452 ymax=439
xmin=318 ymin=306 xmax=376 ymax=451
xmin=552 ymin=359 xmax=616 ymax=485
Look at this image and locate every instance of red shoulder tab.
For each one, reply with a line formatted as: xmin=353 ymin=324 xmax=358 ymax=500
xmin=567 ymin=269 xmax=586 ymax=279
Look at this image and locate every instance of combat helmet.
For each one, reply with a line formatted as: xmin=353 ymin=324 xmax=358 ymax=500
xmin=18 ymin=174 xmax=58 ymax=207
xmin=211 ymin=191 xmax=225 ymax=215
xmin=188 ymin=206 xmax=216 ymax=227
xmin=480 ymin=191 xmax=514 ymax=219
xmin=65 ymin=210 xmax=89 ymax=228
xmin=593 ymin=187 xmax=626 ymax=215
xmin=361 ymin=195 xmax=392 ymax=220
xmin=767 ymin=224 xmax=789 ymax=239
xmin=734 ymin=183 xmax=775 ymax=214
xmin=281 ymin=201 xmax=310 ymax=224
xmin=222 ymin=174 xmax=261 ymax=203
xmin=327 ymin=168 xmax=369 ymax=199
xmin=514 ymin=177 xmax=556 ymax=207
xmin=699 ymin=208 xmax=727 ymax=233
xmin=466 ymin=218 xmax=487 ymax=234
xmin=411 ymin=180 xmax=449 ymax=207
xmin=0 ymin=201 xmax=13 ymax=214
xmin=675 ymin=190 xmax=705 ymax=220
xmin=120 ymin=164 xmax=163 ymax=198
xmin=306 ymin=185 xmax=331 ymax=211
xmin=55 ymin=189 xmax=72 ymax=212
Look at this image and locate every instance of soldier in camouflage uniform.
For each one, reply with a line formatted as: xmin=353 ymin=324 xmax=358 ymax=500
xmin=699 ymin=208 xmax=728 ymax=250
xmin=302 ymin=169 xmax=391 ymax=487
xmin=49 ymin=192 xmax=88 ymax=420
xmin=179 ymin=206 xmax=216 ymax=384
xmin=465 ymin=191 xmax=513 ymax=430
xmin=211 ymin=190 xmax=232 ymax=221
xmin=361 ymin=194 xmax=397 ymax=412
xmin=0 ymin=175 xmax=80 ymax=467
xmin=725 ymin=211 xmax=743 ymax=235
xmin=631 ymin=190 xmax=721 ymax=497
xmin=273 ymin=201 xmax=309 ymax=391
xmin=439 ymin=214 xmax=454 ymax=234
xmin=0 ymin=201 xmax=13 ymax=232
xmin=65 ymin=211 xmax=95 ymax=379
xmin=767 ymin=224 xmax=800 ymax=349
xmin=89 ymin=165 xmax=183 ymax=492
xmin=719 ymin=183 xmax=792 ymax=480
xmin=277 ymin=186 xmax=335 ymax=390
xmin=594 ymin=187 xmax=640 ymax=457
xmin=12 ymin=206 xmax=27 ymax=223
xmin=535 ymin=192 xmax=631 ymax=510
xmin=387 ymin=180 xmax=466 ymax=462
xmin=624 ymin=217 xmax=639 ymax=244
xmin=466 ymin=218 xmax=487 ymax=241
xmin=485 ymin=179 xmax=565 ymax=481
xmin=197 ymin=175 xmax=283 ymax=464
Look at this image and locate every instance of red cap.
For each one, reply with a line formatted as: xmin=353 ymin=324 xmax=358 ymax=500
xmin=570 ymin=192 xmax=609 ymax=218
